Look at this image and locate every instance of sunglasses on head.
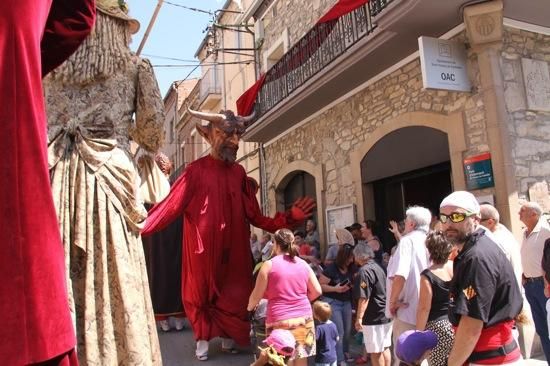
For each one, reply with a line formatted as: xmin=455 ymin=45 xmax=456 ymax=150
xmin=439 ymin=211 xmax=476 ymax=224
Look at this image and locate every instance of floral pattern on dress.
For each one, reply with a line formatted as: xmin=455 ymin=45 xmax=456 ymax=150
xmin=44 ymin=56 xmax=165 ymax=366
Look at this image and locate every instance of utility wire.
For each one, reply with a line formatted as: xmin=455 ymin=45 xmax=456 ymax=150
xmin=153 ymin=60 xmax=256 ymax=67
xmin=163 ymin=1 xmax=213 ymax=15
xmin=142 ymin=53 xmax=199 ymax=63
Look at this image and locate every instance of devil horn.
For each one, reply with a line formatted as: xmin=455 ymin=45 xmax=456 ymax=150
xmin=187 ymin=108 xmax=226 ymax=125
xmin=239 ymin=110 xmax=256 ymax=127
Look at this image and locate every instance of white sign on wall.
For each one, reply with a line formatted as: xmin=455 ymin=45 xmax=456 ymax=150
xmin=325 ymin=204 xmax=356 ymax=246
xmin=418 ymin=36 xmax=471 ymax=92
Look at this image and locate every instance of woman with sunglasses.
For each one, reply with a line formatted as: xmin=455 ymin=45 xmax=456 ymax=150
xmin=319 ymin=239 xmax=355 ymax=365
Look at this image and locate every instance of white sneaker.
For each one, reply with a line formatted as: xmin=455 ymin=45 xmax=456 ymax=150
xmin=159 ymin=320 xmax=170 ymax=332
xmin=174 ymin=317 xmax=185 ymax=331
xmin=196 ymin=340 xmax=209 ymax=361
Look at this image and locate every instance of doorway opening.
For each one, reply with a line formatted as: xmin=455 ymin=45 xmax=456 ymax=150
xmin=278 ymin=170 xmax=318 ymax=233
xmin=360 ymin=126 xmax=453 ymax=251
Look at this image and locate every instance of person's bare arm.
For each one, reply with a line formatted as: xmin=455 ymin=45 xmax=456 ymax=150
xmin=355 ymin=298 xmax=369 ymax=332
xmin=307 ymin=265 xmax=322 ymax=301
xmin=416 ymin=275 xmax=432 ymax=330
xmin=389 ymin=275 xmax=405 ymax=315
xmin=389 ymin=220 xmax=402 ymax=242
xmin=247 ymin=261 xmax=271 ymax=311
xmin=447 ymin=315 xmax=483 ymax=366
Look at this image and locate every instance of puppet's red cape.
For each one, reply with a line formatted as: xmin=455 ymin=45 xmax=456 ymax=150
xmin=143 ymin=155 xmax=297 ymax=344
xmin=0 ymin=1 xmax=95 ymax=364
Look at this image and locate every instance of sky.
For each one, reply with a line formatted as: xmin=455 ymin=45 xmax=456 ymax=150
xmin=127 ymin=0 xmax=226 ymax=96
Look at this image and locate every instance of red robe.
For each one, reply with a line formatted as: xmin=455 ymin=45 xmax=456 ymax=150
xmin=0 ymin=1 xmax=94 ymax=364
xmin=143 ymin=155 xmax=298 ymax=345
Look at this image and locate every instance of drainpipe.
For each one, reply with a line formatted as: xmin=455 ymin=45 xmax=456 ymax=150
xmin=249 ymin=18 xmax=268 ymax=215
xmin=173 ymin=83 xmax=179 ymax=167
xmin=220 ymin=28 xmax=227 ymax=109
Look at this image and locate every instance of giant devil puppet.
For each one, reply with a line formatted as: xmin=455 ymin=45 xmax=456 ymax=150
xmin=143 ymin=109 xmax=315 ymax=361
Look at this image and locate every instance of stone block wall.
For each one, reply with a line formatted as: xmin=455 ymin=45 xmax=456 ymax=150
xmin=263 ymin=31 xmax=491 ymax=212
xmin=501 ymin=27 xmax=550 ymax=199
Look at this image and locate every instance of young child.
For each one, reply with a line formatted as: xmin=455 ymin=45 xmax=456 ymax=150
xmin=395 ymin=330 xmax=438 ymax=366
xmin=313 ymin=301 xmax=339 ymax=366
xmin=250 ymin=329 xmax=296 ymax=366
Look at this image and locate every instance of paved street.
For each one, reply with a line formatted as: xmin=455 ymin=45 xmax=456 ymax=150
xmin=158 ymin=319 xmax=548 ymax=365
xmin=158 ymin=320 xmax=255 ymax=366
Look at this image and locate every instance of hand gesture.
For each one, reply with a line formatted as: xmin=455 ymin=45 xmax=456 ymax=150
xmin=389 ymin=220 xmax=401 ymax=241
xmin=289 ymin=197 xmax=316 ymax=222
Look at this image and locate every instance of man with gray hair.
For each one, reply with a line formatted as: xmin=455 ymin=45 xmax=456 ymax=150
xmin=479 ymin=204 xmax=522 ymax=288
xmin=442 ymin=191 xmax=522 ymax=365
xmin=354 ymin=244 xmax=392 ymax=366
xmin=388 ymin=205 xmax=431 ymax=365
xmin=519 ymin=201 xmax=550 ymax=361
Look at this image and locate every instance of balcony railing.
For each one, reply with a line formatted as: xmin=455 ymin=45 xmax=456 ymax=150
xmin=199 ymin=67 xmax=222 ymax=104
xmin=256 ymin=0 xmax=393 ymax=118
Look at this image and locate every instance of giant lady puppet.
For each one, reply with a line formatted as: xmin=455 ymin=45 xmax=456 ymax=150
xmin=44 ymin=0 xmax=163 ymax=364
xmin=143 ymin=109 xmax=315 ymax=361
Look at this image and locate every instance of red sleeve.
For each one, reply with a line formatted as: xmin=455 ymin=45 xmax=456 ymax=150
xmin=142 ymin=167 xmax=193 ymax=236
xmin=242 ymin=177 xmax=303 ymax=233
xmin=41 ymin=0 xmax=96 ymax=76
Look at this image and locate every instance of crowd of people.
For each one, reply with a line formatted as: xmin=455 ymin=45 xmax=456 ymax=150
xmin=247 ymin=192 xmax=550 ymax=366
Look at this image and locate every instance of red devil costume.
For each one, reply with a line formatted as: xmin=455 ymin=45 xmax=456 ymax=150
xmin=0 ymin=1 xmax=95 ymax=364
xmin=143 ymin=109 xmax=313 ymax=347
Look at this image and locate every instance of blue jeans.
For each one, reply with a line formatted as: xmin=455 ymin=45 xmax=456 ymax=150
xmin=524 ymin=278 xmax=550 ymax=360
xmin=324 ymin=297 xmax=352 ymax=363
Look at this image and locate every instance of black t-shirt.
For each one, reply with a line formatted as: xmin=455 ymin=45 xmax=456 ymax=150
xmin=421 ymin=269 xmax=450 ymax=322
xmin=322 ymin=263 xmax=353 ymax=302
xmin=353 ymin=260 xmax=390 ymax=325
xmin=449 ymin=229 xmax=522 ymax=327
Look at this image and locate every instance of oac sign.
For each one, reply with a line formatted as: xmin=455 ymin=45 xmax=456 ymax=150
xmin=418 ymin=36 xmax=471 ymax=92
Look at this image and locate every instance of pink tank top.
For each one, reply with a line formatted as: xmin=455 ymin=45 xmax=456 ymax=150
xmin=265 ymin=254 xmax=313 ymax=323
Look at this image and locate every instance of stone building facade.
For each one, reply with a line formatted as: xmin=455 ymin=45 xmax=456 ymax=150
xmin=248 ymin=0 xmax=550 ymax=251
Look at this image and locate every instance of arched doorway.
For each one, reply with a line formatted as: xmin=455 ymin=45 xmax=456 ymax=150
xmin=277 ymin=170 xmax=318 ymax=232
xmin=361 ymin=126 xmax=453 ymax=250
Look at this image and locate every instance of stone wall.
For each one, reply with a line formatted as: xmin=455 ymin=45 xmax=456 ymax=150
xmin=501 ymin=27 xmax=550 ymax=200
xmin=263 ymin=31 xmax=491 ymax=213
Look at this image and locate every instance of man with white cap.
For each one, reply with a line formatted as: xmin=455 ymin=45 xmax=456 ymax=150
xmin=441 ymin=191 xmax=523 ymax=366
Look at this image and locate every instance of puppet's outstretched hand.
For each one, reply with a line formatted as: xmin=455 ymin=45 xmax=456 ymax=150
xmin=289 ymin=197 xmax=316 ymax=222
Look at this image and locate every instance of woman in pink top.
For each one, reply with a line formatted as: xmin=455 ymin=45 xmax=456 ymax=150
xmin=248 ymin=228 xmax=322 ymax=365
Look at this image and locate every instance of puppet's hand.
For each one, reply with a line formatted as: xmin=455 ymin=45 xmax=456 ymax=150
xmin=289 ymin=197 xmax=316 ymax=222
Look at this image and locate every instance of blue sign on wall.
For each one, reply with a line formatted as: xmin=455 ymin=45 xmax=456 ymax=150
xmin=464 ymin=153 xmax=494 ymax=190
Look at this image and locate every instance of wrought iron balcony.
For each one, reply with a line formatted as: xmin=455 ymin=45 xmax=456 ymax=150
xmin=256 ymin=0 xmax=393 ymax=119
